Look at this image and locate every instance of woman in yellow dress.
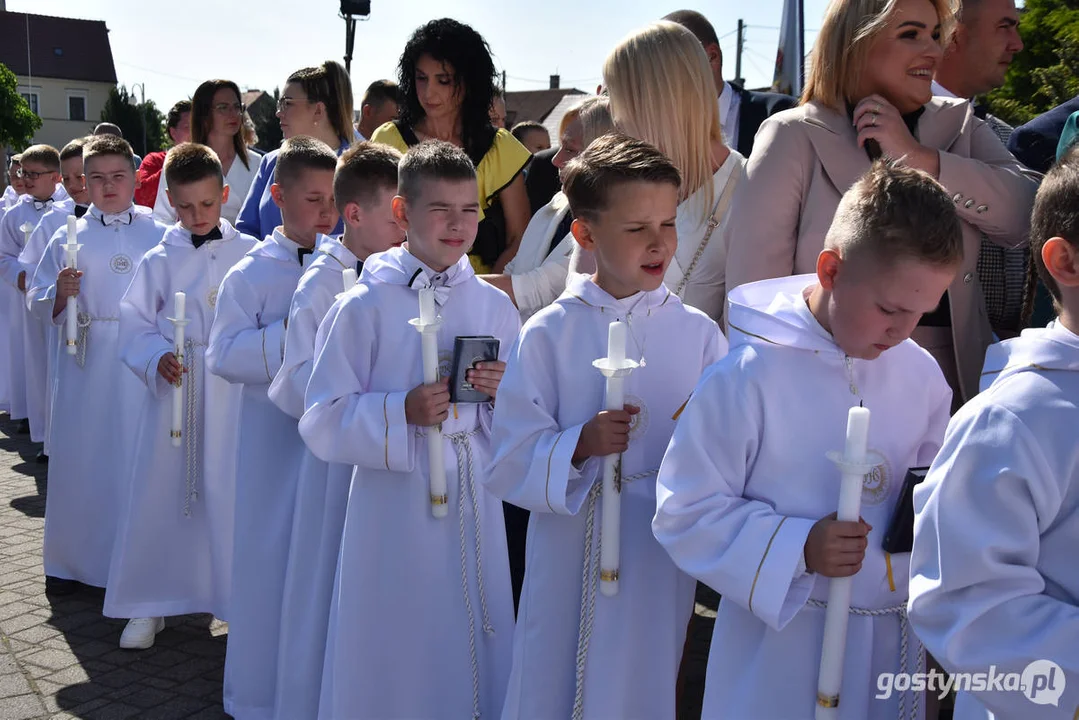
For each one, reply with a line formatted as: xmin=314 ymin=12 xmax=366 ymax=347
xmin=373 ymin=18 xmax=532 ymax=274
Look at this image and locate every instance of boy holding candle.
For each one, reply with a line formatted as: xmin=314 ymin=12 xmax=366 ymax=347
xmin=27 ymin=135 xmax=165 ymax=597
xmin=484 ymin=133 xmax=726 ymax=718
xmin=652 ymin=161 xmax=959 ymax=720
xmin=298 ymin=140 xmax=519 ymax=720
xmin=207 ymin=136 xmax=339 ymax=720
xmin=268 ymin=140 xmax=404 ymax=720
xmin=908 ymin=153 xmax=1079 ymax=719
xmin=103 ymin=142 xmax=257 ymax=648
xmin=0 ymin=144 xmax=66 ymax=438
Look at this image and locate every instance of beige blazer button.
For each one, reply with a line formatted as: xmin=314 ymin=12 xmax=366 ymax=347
xmin=963 ymin=272 xmax=974 ymax=283
xmin=952 ymin=193 xmax=963 ymax=203
xmin=976 ymin=205 xmax=988 ymax=213
xmin=964 ymin=199 xmax=975 ymax=208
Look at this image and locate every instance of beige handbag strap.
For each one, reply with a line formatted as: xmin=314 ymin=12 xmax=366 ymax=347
xmin=673 ymin=167 xmax=742 ymax=298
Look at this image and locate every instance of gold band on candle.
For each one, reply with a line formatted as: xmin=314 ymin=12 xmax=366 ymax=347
xmin=430 ymin=494 xmax=448 ymax=506
xmin=817 ymin=694 xmax=839 ymax=708
xmin=170 ymin=430 xmax=182 ymax=439
xmin=66 ymin=339 xmax=76 ymax=346
xmin=600 ymin=569 xmax=619 ymax=582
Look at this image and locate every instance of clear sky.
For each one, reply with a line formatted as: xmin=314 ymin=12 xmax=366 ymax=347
xmin=11 ymin=0 xmax=830 ymax=111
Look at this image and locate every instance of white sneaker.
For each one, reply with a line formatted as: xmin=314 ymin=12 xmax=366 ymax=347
xmin=119 ymin=617 xmax=165 ymax=649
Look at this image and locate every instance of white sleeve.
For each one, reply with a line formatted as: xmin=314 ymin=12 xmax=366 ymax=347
xmin=269 ymin=278 xmax=329 ymax=420
xmin=653 ymin=363 xmax=816 ymax=631
xmin=119 ymin=254 xmax=174 ymax=396
xmin=509 ymin=233 xmax=573 ymax=316
xmin=908 ymin=402 xmax=1079 ymax=717
xmin=206 ymin=266 xmax=285 ymax=385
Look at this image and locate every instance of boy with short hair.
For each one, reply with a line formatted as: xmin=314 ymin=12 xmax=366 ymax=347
xmin=22 ymin=137 xmax=92 ymax=461
xmin=2 ymin=154 xmax=26 ymax=210
xmin=27 ymin=135 xmax=165 ymax=596
xmin=908 ymin=154 xmax=1079 ymax=719
xmin=268 ymin=140 xmax=404 ymax=720
xmin=207 ymin=135 xmax=339 ymax=720
xmin=298 ymin=140 xmax=520 ymax=719
xmin=103 ymin=142 xmax=258 ymax=648
xmin=0 ymin=145 xmax=66 ymax=437
xmin=485 ymin=133 xmax=726 ymax=718
xmin=653 ymin=161 xmax=960 ymax=719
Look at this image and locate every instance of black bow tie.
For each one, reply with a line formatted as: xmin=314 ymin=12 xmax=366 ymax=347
xmin=191 ymin=226 xmax=223 ymax=249
xmin=32 ymin=198 xmax=54 ymax=211
xmin=356 ymin=260 xmax=363 ymax=275
xmin=298 ymin=247 xmax=313 ymax=266
xmin=74 ymin=205 xmax=88 ymax=219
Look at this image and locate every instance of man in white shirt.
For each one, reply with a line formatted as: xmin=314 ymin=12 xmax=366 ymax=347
xmin=664 ymin=9 xmax=796 ymax=157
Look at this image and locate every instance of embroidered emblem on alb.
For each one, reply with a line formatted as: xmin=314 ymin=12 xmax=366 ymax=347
xmin=624 ymin=393 xmax=649 ymax=440
xmin=109 ymin=253 xmax=133 ymax=274
xmin=861 ymin=452 xmax=891 ymax=506
xmin=207 ymin=287 xmax=218 ymax=310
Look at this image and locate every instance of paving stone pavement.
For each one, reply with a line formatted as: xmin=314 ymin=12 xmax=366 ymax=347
xmin=0 ymin=416 xmax=229 ymax=720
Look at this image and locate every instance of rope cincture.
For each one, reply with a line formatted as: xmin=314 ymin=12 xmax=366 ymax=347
xmin=571 ymin=465 xmax=658 ymax=720
xmin=436 ymin=426 xmax=492 ymax=720
xmin=181 ymin=339 xmax=206 ymax=518
xmin=74 ymin=312 xmax=117 ymax=369
xmin=806 ymin=598 xmax=924 ymax=720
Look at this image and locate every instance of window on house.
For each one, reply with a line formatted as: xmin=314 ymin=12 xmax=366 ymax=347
xmin=68 ymin=93 xmax=87 ymax=122
xmin=19 ymin=92 xmax=39 ymax=115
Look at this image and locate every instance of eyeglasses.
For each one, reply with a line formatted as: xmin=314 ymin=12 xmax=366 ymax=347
xmin=16 ymin=169 xmax=50 ymax=180
xmin=276 ymin=96 xmax=312 ymax=113
xmin=213 ymin=102 xmax=247 ymax=115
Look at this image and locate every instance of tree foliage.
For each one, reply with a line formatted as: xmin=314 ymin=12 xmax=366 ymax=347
xmin=987 ymin=0 xmax=1079 ymax=125
xmin=100 ymin=85 xmax=167 ymax=156
xmin=250 ymin=87 xmax=283 ymax=154
xmin=0 ymin=62 xmax=42 ymax=151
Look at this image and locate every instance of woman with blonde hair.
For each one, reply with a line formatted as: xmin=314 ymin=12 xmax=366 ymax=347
xmin=490 ymin=21 xmax=743 ymax=324
xmin=725 ymin=0 xmax=1037 ymax=407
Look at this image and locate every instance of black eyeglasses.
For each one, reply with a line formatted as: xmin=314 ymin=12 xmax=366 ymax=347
xmin=277 ymin=96 xmax=312 ymax=112
xmin=16 ymin=169 xmax=50 ymax=180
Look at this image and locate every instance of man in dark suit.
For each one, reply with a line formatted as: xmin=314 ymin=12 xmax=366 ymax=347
xmin=1009 ymin=95 xmax=1079 ymax=173
xmin=664 ymin=9 xmax=797 ymax=157
xmin=525 ymin=146 xmax=561 ymax=215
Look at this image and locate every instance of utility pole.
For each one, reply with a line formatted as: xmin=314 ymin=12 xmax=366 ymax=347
xmin=339 ymin=1 xmax=371 ymax=75
xmin=735 ymin=19 xmax=745 ymax=86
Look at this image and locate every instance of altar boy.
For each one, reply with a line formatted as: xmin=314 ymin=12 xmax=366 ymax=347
xmin=28 ymin=135 xmax=165 ymax=596
xmin=908 ymin=154 xmax=1079 ymax=719
xmin=105 ymin=143 xmax=257 ymax=649
xmin=268 ymin=141 xmax=404 ymax=720
xmin=207 ymin=136 xmax=338 ymax=720
xmin=653 ymin=162 xmax=958 ymax=720
xmin=298 ymin=140 xmax=520 ymax=720
xmin=485 ymin=134 xmax=725 ymax=718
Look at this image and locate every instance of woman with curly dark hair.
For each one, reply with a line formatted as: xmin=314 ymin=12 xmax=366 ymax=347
xmin=372 ymin=18 xmax=532 ymax=273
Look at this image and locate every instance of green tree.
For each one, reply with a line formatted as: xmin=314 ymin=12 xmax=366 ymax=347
xmin=100 ymin=85 xmax=167 ymax=156
xmin=251 ymin=87 xmax=283 ymax=153
xmin=987 ymin=0 xmax=1079 ymax=125
xmin=0 ymin=62 xmax=42 ymax=151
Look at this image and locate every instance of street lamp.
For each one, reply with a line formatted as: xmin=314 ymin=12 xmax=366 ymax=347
xmin=339 ymin=1 xmax=371 ymax=75
xmin=128 ymin=82 xmax=148 ymax=156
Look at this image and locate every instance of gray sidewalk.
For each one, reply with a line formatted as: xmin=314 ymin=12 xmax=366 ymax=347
xmin=0 ymin=416 xmax=229 ymax=720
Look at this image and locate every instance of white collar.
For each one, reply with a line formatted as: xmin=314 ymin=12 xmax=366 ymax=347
xmin=718 ymin=81 xmax=735 ymax=126
xmin=931 ymin=80 xmax=959 ymax=99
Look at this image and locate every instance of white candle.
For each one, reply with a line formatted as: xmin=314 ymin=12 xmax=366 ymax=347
xmin=341 ymin=268 xmax=358 ymax=292
xmin=419 ymin=287 xmax=436 ymax=325
xmin=600 ymin=320 xmax=629 ymax=596
xmin=816 ymin=406 xmax=871 ymax=719
xmin=415 ymin=287 xmax=447 ymax=518
xmin=63 ymin=217 xmax=79 ymax=356
xmin=20 ymin=222 xmax=33 ymax=243
xmin=170 ymin=291 xmax=187 ymax=448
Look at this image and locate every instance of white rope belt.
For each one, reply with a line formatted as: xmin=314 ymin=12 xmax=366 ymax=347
xmin=440 ymin=426 xmax=492 ymax=720
xmin=571 ymin=465 xmax=658 ymax=720
xmin=806 ymin=598 xmax=924 ymax=720
xmin=74 ymin=313 xmax=118 ymax=368
xmin=181 ymin=339 xmax=207 ymax=518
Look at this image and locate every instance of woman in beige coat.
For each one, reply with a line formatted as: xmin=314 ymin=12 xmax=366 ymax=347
xmin=725 ymin=0 xmax=1037 ymax=406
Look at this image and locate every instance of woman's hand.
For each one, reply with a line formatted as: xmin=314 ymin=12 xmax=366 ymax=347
xmin=853 ymin=95 xmax=940 ymax=177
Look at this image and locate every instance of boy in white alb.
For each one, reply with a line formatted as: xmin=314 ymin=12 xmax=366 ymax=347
xmin=208 ymin=136 xmax=339 ymax=720
xmin=298 ymin=140 xmax=520 ymax=720
xmin=268 ymin=141 xmax=404 ymax=720
xmin=485 ymin=134 xmax=726 ymax=718
xmin=908 ymin=154 xmax=1079 ymax=719
xmin=23 ymin=137 xmax=91 ymax=462
xmin=3 ymin=155 xmax=26 ymax=210
xmin=0 ymin=145 xmax=68 ymax=434
xmin=105 ymin=143 xmax=258 ymax=648
xmin=653 ymin=163 xmax=960 ymax=720
xmin=27 ymin=136 xmax=165 ymax=596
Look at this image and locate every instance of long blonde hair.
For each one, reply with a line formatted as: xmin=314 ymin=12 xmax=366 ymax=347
xmin=558 ymin=96 xmax=615 ymax=145
xmin=603 ymin=21 xmax=722 ymax=216
xmin=803 ymin=0 xmax=957 ymax=109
